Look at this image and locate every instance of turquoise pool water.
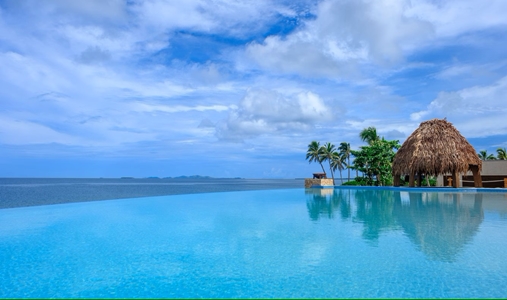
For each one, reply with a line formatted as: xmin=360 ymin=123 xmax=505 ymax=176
xmin=1 ymin=188 xmax=507 ymax=298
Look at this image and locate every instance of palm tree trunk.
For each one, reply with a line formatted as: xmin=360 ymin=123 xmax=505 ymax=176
xmin=328 ymin=162 xmax=335 ymax=185
xmin=347 ymin=156 xmax=350 ymax=181
xmin=319 ymin=162 xmax=326 ymax=174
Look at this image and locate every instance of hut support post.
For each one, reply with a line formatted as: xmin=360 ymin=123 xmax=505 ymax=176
xmin=417 ymin=173 xmax=422 ymax=187
xmin=470 ymin=165 xmax=482 ymax=188
xmin=452 ymin=171 xmax=461 ymax=188
xmin=409 ymin=171 xmax=415 ymax=187
xmin=393 ymin=175 xmax=400 ymax=187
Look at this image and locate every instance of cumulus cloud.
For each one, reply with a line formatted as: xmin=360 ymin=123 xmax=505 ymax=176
xmin=247 ymin=0 xmax=434 ymax=78
xmin=384 ymin=129 xmax=406 ymax=140
xmin=216 ymin=89 xmax=333 ymax=141
xmin=246 ymin=0 xmax=507 ymax=80
xmin=410 ymin=76 xmax=507 ymax=137
xmin=134 ymin=0 xmax=298 ymax=37
xmin=406 ymin=0 xmax=507 ymax=38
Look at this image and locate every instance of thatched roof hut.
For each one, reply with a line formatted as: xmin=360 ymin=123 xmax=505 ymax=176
xmin=393 ymin=118 xmax=482 ymax=187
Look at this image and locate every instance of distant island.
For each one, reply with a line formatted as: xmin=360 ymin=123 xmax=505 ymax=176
xmin=166 ymin=175 xmax=213 ymax=179
xmin=121 ymin=175 xmax=243 ymax=179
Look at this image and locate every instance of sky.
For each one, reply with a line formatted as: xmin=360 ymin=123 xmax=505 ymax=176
xmin=1 ymin=0 xmax=507 ymax=178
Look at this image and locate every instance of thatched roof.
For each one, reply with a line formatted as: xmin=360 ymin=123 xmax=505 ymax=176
xmin=393 ymin=118 xmax=481 ymax=176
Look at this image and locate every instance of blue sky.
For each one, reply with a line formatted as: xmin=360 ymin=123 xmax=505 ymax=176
xmin=1 ymin=0 xmax=507 ymax=178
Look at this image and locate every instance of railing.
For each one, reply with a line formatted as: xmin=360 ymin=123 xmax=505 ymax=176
xmin=453 ymin=178 xmax=507 ymax=187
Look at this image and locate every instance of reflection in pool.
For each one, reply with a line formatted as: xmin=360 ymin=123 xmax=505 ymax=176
xmin=306 ymin=189 xmax=489 ymax=262
xmin=1 ymin=188 xmax=507 ymax=298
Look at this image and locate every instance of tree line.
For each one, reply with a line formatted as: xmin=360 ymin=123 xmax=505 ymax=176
xmin=477 ymin=148 xmax=507 ymax=160
xmin=306 ymin=127 xmax=400 ymax=186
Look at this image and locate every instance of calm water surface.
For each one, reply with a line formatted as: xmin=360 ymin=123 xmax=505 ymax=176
xmin=1 ymin=188 xmax=507 ymax=298
xmin=0 ymin=178 xmax=304 ymax=209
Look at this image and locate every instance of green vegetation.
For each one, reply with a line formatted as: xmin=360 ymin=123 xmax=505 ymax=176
xmin=321 ymin=142 xmax=338 ymax=185
xmin=359 ymin=127 xmax=380 ymax=145
xmin=397 ymin=175 xmax=437 ymax=187
xmin=306 ymin=126 xmax=400 ymax=186
xmin=497 ymin=148 xmax=507 ymax=160
xmin=422 ymin=176 xmax=437 ymax=186
xmin=305 ymin=141 xmax=327 ymax=174
xmin=351 ymin=138 xmax=400 ymax=186
xmin=341 ymin=180 xmax=360 ymax=186
xmin=338 ymin=142 xmax=352 ymax=180
xmin=477 ymin=148 xmax=507 ymax=160
xmin=306 ymin=141 xmax=344 ymax=185
xmin=478 ymin=150 xmax=496 ymax=160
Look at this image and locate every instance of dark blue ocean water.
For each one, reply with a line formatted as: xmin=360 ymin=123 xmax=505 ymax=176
xmin=0 ymin=178 xmax=304 ymax=209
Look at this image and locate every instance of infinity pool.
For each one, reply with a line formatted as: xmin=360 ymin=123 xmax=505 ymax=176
xmin=1 ymin=188 xmax=507 ymax=298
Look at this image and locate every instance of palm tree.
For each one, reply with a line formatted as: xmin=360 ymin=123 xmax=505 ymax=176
xmin=359 ymin=127 xmax=379 ymax=145
xmin=338 ymin=142 xmax=351 ymax=181
xmin=320 ymin=142 xmax=338 ymax=185
xmin=331 ymin=153 xmax=346 ymax=184
xmin=497 ymin=147 xmax=507 ymax=160
xmin=306 ymin=141 xmax=326 ymax=174
xmin=478 ymin=150 xmax=496 ymax=160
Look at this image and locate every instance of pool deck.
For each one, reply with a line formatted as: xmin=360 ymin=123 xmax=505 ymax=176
xmin=310 ymin=185 xmax=507 ymax=193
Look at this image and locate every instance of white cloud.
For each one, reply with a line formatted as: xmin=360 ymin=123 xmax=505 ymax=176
xmin=137 ymin=0 xmax=215 ymax=32
xmin=406 ymin=0 xmax=507 ymax=38
xmin=1 ymin=0 xmax=507 ymax=176
xmin=135 ymin=0 xmax=297 ymax=37
xmin=435 ymin=64 xmax=474 ymax=79
xmin=411 ymin=76 xmax=507 ymax=137
xmin=216 ymin=89 xmax=333 ymax=141
xmin=77 ymin=46 xmax=111 ymax=64
xmin=131 ymin=102 xmax=233 ymax=113
xmin=0 ymin=117 xmax=80 ymax=145
xmin=435 ymin=61 xmax=507 ymax=80
xmin=47 ymin=0 xmax=128 ymax=23
xmin=246 ymin=33 xmax=360 ymax=78
xmin=246 ymin=0 xmax=507 ymax=80
xmin=246 ymin=0 xmax=434 ymax=78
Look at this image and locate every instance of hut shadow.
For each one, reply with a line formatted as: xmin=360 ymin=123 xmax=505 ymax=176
xmin=393 ymin=192 xmax=484 ymax=262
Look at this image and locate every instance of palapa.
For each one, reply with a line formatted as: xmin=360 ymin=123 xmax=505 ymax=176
xmin=392 ymin=118 xmax=482 ymax=187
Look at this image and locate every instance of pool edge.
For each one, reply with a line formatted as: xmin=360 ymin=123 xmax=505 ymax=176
xmin=310 ymin=185 xmax=507 ymax=193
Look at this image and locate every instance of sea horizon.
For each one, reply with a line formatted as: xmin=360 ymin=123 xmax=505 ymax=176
xmin=0 ymin=177 xmax=307 ymax=209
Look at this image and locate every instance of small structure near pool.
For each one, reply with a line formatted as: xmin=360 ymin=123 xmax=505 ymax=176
xmin=392 ymin=118 xmax=483 ymax=188
xmin=312 ymin=172 xmax=327 ymax=179
xmin=305 ymin=173 xmax=333 ymax=188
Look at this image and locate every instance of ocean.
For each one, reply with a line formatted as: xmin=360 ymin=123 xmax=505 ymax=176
xmin=0 ymin=178 xmax=305 ymax=209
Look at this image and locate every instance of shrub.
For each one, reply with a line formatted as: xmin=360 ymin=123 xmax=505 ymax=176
xmin=342 ymin=180 xmax=360 ymax=186
xmin=422 ymin=176 xmax=437 ymax=187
